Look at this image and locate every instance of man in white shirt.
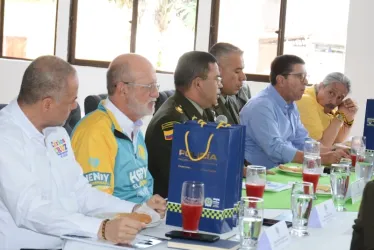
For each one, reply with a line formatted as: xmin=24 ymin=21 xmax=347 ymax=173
xmin=0 ymin=55 xmax=166 ymax=249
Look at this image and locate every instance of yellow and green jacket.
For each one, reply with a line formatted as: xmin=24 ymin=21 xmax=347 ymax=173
xmin=71 ymin=102 xmax=153 ymax=204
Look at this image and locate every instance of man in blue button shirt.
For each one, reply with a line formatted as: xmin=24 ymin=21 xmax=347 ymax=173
xmin=240 ymin=55 xmax=348 ymax=169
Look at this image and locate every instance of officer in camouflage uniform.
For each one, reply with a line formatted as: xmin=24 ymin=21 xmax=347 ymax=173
xmin=209 ymin=42 xmax=250 ymax=124
xmin=145 ymin=51 xmax=222 ymax=198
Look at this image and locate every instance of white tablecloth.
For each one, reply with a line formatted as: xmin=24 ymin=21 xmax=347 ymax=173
xmin=63 ymin=209 xmax=357 ymax=250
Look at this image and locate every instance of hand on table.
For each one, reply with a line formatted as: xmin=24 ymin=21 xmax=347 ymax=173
xmin=322 ymin=149 xmax=348 ymax=165
xmin=146 ymin=194 xmax=167 ymax=219
xmin=98 ymin=217 xmax=145 ymax=244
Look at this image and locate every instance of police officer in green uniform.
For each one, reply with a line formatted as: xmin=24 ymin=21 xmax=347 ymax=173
xmin=209 ymin=42 xmax=249 ymax=124
xmin=145 ymin=51 xmax=223 ymax=198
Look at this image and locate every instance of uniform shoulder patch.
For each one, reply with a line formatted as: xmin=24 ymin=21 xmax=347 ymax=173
xmin=163 ymin=129 xmax=173 ymax=141
xmin=161 ymin=121 xmax=180 ymax=141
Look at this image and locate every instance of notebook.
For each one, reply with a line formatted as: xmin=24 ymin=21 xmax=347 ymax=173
xmin=167 ymin=238 xmax=240 ymax=250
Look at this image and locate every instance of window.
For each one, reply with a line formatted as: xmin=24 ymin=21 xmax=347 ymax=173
xmin=283 ymin=0 xmax=350 ymax=84
xmin=1 ymin=0 xmax=58 ymax=60
xmin=210 ymin=0 xmax=350 ymax=82
xmin=70 ymin=0 xmax=198 ymax=72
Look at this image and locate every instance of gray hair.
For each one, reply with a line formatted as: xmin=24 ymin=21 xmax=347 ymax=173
xmin=322 ymin=72 xmax=351 ymax=93
xmin=209 ymin=42 xmax=243 ymax=63
xmin=106 ymin=61 xmax=132 ymax=96
xmin=18 ymin=56 xmax=76 ymax=104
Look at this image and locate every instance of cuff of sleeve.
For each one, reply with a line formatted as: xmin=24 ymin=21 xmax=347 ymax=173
xmin=78 ymin=216 xmax=104 ymax=238
xmin=281 ymin=146 xmax=298 ymax=163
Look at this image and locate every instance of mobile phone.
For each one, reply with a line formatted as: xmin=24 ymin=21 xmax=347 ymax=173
xmin=323 ymin=167 xmax=331 ymax=174
xmin=165 ymin=230 xmax=220 ymax=243
xmin=263 ymin=218 xmax=292 ymax=228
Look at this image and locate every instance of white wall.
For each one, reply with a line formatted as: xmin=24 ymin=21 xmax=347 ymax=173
xmin=0 ymin=0 xmax=367 ymax=138
xmin=344 ymin=0 xmax=372 ymax=137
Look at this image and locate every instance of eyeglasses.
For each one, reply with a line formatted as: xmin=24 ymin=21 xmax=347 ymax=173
xmin=282 ymin=72 xmax=309 ymax=82
xmin=122 ymin=82 xmax=160 ymax=92
xmin=206 ymin=76 xmax=222 ymax=84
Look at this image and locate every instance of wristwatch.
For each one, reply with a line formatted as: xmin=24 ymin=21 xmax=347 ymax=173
xmin=335 ymin=112 xmax=345 ymax=122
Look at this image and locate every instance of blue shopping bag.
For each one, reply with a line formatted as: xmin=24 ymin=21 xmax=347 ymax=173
xmin=364 ymin=99 xmax=374 ymax=151
xmin=166 ymin=120 xmax=245 ymax=234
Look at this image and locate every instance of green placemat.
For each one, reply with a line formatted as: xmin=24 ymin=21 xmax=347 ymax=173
xmin=242 ymin=164 xmax=361 ymax=212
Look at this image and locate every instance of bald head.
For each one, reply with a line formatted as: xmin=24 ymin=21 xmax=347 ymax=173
xmin=106 ymin=54 xmax=156 ymax=96
xmin=18 ymin=55 xmax=76 ymax=104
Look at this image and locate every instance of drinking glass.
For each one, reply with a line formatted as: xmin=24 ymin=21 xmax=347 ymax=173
xmin=238 ymin=197 xmax=264 ymax=250
xmin=181 ymin=181 xmax=204 ymax=232
xmin=330 ymin=164 xmax=350 ymax=212
xmin=302 ymin=154 xmax=323 ymax=199
xmin=356 ymin=152 xmax=374 ymax=183
xmin=351 ymin=136 xmax=366 ymax=167
xmin=304 ymin=140 xmax=320 ymax=156
xmin=290 ymin=182 xmax=314 ymax=237
xmin=245 ymin=166 xmax=266 ymax=198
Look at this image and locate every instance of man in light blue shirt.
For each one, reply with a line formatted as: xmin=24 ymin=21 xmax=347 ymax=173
xmin=240 ymin=55 xmax=347 ymax=169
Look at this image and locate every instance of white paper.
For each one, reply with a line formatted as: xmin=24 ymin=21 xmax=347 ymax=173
xmin=348 ymin=178 xmax=365 ymax=204
xmin=61 ymin=234 xmax=164 ymax=249
xmin=258 ymin=221 xmax=291 ymax=250
xmin=309 ymin=199 xmax=336 ymax=228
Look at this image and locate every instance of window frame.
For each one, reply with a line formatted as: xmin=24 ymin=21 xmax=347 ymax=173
xmin=209 ymin=0 xmax=288 ymax=83
xmin=0 ymin=0 xmax=59 ymax=61
xmin=68 ymin=0 xmax=199 ymax=72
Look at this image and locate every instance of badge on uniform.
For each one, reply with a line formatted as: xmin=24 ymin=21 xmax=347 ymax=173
xmin=163 ymin=130 xmax=173 ymax=140
xmin=161 ymin=121 xmax=179 ymax=141
xmin=175 ymin=105 xmax=183 ymax=114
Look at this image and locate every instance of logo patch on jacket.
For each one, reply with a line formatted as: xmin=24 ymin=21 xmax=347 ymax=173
xmin=51 ymin=138 xmax=68 ymax=158
xmin=84 ymin=171 xmax=111 ymax=187
xmin=137 ymin=145 xmax=146 ymax=160
xmin=88 ymin=157 xmax=100 ymax=168
xmin=128 ymin=167 xmax=151 ymax=198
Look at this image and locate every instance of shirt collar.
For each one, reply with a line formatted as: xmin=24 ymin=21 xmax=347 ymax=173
xmin=306 ymin=86 xmax=323 ymax=110
xmin=8 ymin=99 xmax=45 ymax=141
xmin=268 ymin=85 xmax=295 ymax=114
xmin=105 ymin=98 xmax=143 ymax=138
xmin=186 ymin=98 xmax=204 ymax=116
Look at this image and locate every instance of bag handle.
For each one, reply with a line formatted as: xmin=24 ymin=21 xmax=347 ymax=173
xmin=216 ymin=122 xmax=231 ymax=129
xmin=185 ymin=131 xmax=214 ymax=162
xmin=183 ymin=120 xmax=230 ymax=161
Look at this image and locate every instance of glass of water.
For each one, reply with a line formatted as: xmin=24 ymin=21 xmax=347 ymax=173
xmin=238 ymin=197 xmax=264 ymax=249
xmin=356 ymin=152 xmax=374 ymax=183
xmin=290 ymin=182 xmax=314 ymax=237
xmin=330 ymin=164 xmax=350 ymax=212
xmin=304 ymin=140 xmax=320 ymax=156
